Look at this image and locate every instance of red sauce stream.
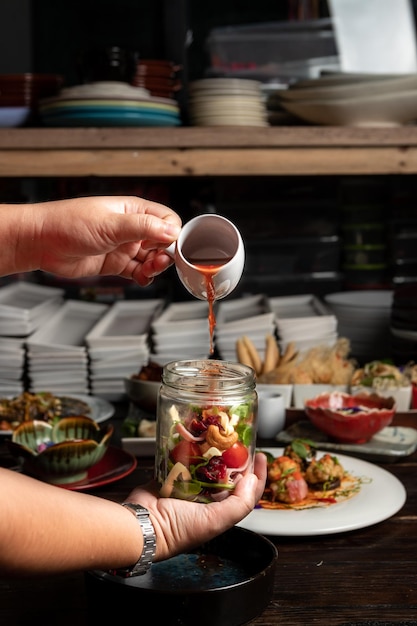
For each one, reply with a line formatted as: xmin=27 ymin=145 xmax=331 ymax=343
xmin=185 ymin=256 xmax=232 ymax=355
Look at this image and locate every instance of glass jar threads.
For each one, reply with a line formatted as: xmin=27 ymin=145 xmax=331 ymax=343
xmin=155 ymin=359 xmax=258 ymax=503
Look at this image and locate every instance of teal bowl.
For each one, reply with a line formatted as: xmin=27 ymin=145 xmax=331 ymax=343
xmin=7 ymin=416 xmax=113 ymax=484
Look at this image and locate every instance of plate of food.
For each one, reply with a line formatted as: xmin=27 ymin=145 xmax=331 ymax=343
xmin=238 ymin=442 xmax=406 ymax=536
xmin=0 ymin=391 xmax=114 ymax=434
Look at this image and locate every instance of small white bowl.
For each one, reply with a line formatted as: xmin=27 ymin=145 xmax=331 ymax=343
xmin=0 ymin=107 xmax=31 ymax=127
xmin=256 ymin=383 xmax=293 ymax=409
xmin=256 ymin=389 xmax=286 ymax=439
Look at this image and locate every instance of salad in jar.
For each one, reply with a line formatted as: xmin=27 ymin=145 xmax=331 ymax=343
xmin=155 ymin=360 xmax=257 ymax=503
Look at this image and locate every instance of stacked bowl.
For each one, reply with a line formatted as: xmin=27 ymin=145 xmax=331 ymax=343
xmin=0 ymin=73 xmax=62 ymax=127
xmin=189 ymin=78 xmax=268 ymax=126
xmin=269 ymin=294 xmax=338 ymax=354
xmin=131 ymin=59 xmax=181 ymax=99
xmin=324 ymin=290 xmax=393 ymax=363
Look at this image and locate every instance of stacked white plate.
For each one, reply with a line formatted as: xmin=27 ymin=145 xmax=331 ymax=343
xmin=151 ymin=301 xmax=212 ymax=363
xmin=215 ymin=295 xmax=275 ymax=362
xmin=26 ymin=300 xmax=108 ymax=395
xmin=269 ymin=294 xmax=338 ymax=354
xmin=0 ymin=337 xmax=26 ymax=395
xmin=189 ymin=78 xmax=268 ymax=127
xmin=0 ymin=282 xmax=65 ymax=394
xmin=324 ymin=290 xmax=394 ymax=362
xmin=277 ymin=73 xmax=417 ymax=126
xmin=85 ymin=299 xmax=164 ymax=401
xmin=0 ymin=282 xmax=64 ymax=337
xmin=39 ymin=81 xmax=181 ymax=127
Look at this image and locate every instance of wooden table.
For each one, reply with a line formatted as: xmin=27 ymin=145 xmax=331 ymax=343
xmin=1 ymin=407 xmax=416 ymax=626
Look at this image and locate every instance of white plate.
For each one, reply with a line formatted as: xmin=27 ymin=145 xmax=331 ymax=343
xmin=0 ymin=393 xmax=114 ymax=435
xmin=69 ymin=393 xmax=114 ymax=423
xmin=153 ymin=300 xmax=210 ymax=327
xmin=325 ymin=290 xmax=393 ymax=309
xmin=121 ymin=437 xmax=156 ymax=457
xmin=280 ymin=75 xmax=417 ymax=102
xmin=58 ymin=82 xmax=150 ymax=99
xmin=280 ymin=334 xmax=338 ymax=354
xmin=0 ymin=282 xmax=64 ymax=318
xmin=27 ymin=300 xmax=108 ymax=351
xmin=280 ymin=89 xmax=417 ymax=127
xmin=85 ymin=299 xmax=163 ymax=349
xmin=216 ymin=294 xmax=271 ymax=325
xmin=238 ymin=447 xmax=406 ymax=536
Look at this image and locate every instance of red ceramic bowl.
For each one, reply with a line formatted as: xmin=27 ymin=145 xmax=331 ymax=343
xmin=305 ymin=391 xmax=396 ymax=443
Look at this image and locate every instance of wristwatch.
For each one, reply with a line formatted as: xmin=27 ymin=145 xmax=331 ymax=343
xmin=112 ymin=503 xmax=156 ymax=577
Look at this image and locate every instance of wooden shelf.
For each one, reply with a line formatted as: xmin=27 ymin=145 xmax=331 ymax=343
xmin=1 ymin=126 xmax=417 ymax=177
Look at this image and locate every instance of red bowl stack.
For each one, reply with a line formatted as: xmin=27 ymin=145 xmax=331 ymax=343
xmin=131 ymin=59 xmax=181 ymax=99
xmin=0 ymin=73 xmax=63 ymax=126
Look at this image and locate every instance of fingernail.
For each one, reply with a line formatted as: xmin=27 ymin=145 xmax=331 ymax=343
xmin=164 ymin=223 xmax=181 ymax=238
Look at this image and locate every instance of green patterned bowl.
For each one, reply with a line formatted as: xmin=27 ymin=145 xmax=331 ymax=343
xmin=7 ymin=416 xmax=113 ymax=484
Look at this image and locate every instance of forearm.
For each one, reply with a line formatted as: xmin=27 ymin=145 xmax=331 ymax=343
xmin=0 ymin=203 xmax=41 ymax=277
xmin=0 ymin=469 xmax=143 ymax=576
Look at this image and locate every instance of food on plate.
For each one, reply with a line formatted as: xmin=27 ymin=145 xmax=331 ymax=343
xmin=156 ymin=398 xmax=256 ymax=503
xmin=258 ymin=439 xmax=363 ymax=510
xmin=282 ymin=438 xmax=317 ymax=470
xmin=256 ymin=337 xmax=356 ymax=385
xmin=0 ymin=392 xmax=91 ymax=431
xmin=138 ymin=418 xmax=157 ymax=437
xmin=351 ymin=359 xmax=411 ymax=390
xmin=266 ymin=455 xmax=309 ymax=504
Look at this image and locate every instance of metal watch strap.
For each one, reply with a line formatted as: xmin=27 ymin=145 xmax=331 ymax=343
xmin=113 ymin=503 xmax=156 ymax=577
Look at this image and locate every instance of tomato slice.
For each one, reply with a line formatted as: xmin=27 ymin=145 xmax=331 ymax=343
xmin=170 ymin=440 xmax=201 ymax=467
xmin=222 ymin=442 xmax=249 ymax=468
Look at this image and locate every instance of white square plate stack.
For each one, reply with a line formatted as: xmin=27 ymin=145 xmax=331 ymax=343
xmin=269 ymin=294 xmax=338 ymax=354
xmin=0 ymin=281 xmax=64 ymax=337
xmin=0 ymin=282 xmax=65 ymax=394
xmin=26 ymin=299 xmax=109 ymax=395
xmin=0 ymin=337 xmax=26 ymax=395
xmin=86 ymin=299 xmax=164 ymax=401
xmin=151 ymin=301 xmax=212 ymax=364
xmin=215 ymin=295 xmax=275 ymax=362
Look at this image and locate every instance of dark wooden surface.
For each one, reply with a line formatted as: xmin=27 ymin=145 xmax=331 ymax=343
xmin=1 ymin=405 xmax=416 ymax=626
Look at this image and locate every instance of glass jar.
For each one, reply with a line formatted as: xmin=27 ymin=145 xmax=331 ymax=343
xmin=155 ymin=359 xmax=257 ymax=503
